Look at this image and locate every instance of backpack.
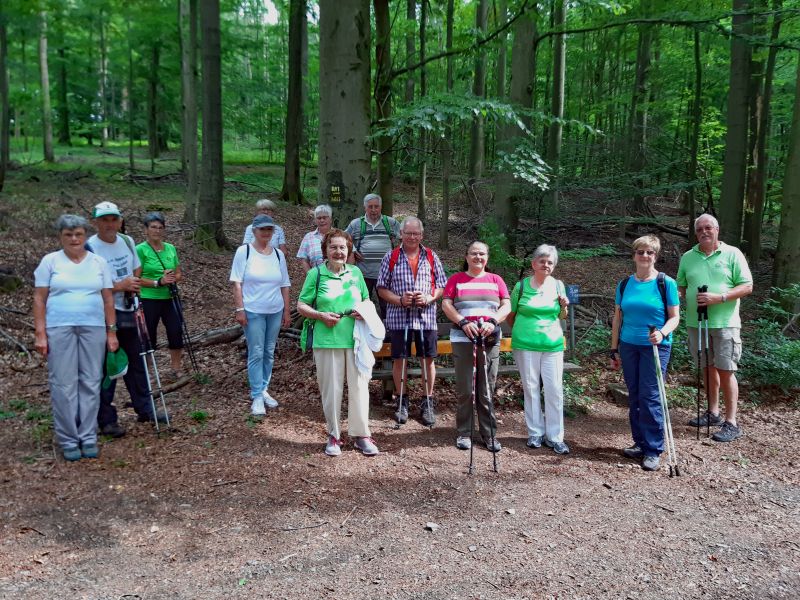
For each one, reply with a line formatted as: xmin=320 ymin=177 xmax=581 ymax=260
xmin=618 ymin=272 xmax=668 ymax=326
xmin=356 ymin=215 xmax=396 ymax=252
xmin=85 ymin=233 xmax=137 ymax=257
xmin=386 ymin=245 xmax=437 ymax=294
xmin=515 ymin=277 xmax=567 ymax=317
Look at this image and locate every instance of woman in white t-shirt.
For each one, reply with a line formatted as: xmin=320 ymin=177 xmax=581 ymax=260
xmin=33 ymin=215 xmax=118 ymax=462
xmin=230 ymin=214 xmax=291 ymax=415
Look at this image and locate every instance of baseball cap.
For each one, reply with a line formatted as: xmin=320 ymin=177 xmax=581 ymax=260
xmin=252 ymin=214 xmax=275 ymax=229
xmin=93 ymin=201 xmax=122 ymax=218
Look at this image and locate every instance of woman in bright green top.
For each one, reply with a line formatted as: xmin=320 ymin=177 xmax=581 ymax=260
xmin=135 ymin=212 xmax=184 ymax=376
xmin=507 ymin=244 xmax=570 ymax=455
xmin=297 ymin=229 xmax=379 ymax=458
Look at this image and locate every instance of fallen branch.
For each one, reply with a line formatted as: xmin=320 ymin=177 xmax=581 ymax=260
xmin=0 ymin=327 xmax=31 ymax=359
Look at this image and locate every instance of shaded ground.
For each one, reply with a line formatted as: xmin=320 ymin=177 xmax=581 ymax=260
xmin=0 ymin=167 xmax=798 ymax=599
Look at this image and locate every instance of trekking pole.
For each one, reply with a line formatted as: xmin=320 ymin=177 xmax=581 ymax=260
xmin=697 ymin=284 xmax=710 ymax=438
xmin=395 ymin=305 xmax=411 ymax=428
xmin=169 ymin=283 xmax=199 ymax=375
xmin=416 ymin=300 xmax=433 ymax=430
xmin=478 ymin=319 xmax=498 ymax=474
xmin=468 ymin=332 xmax=478 ymax=476
xmin=650 ymin=326 xmax=680 ymax=477
xmin=133 ymin=296 xmax=171 ymax=433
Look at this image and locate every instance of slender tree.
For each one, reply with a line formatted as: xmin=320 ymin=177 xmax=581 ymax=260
xmin=281 ymin=0 xmax=306 ymax=205
xmin=687 ymin=29 xmax=702 ymax=246
xmin=196 ymin=0 xmax=227 ymax=249
xmin=318 ymin=0 xmax=371 ymax=227
xmin=181 ymin=0 xmax=199 ymax=223
xmin=0 ymin=13 xmax=8 ymax=192
xmin=416 ymin=0 xmax=427 ymax=222
xmin=545 ymin=0 xmax=566 ymax=211
xmin=405 ymin=0 xmax=415 ymax=105
xmin=374 ymin=0 xmax=393 ymax=212
xmin=38 ymin=11 xmax=54 ymax=163
xmin=54 ymin=8 xmax=70 ymax=146
xmin=439 ymin=0 xmax=454 ymax=249
xmin=469 ymin=0 xmax=488 ymax=183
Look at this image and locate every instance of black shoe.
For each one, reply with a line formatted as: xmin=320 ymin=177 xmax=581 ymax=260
xmin=711 ymin=421 xmax=741 ymax=443
xmin=99 ymin=422 xmax=127 ymax=438
xmin=688 ymin=410 xmax=723 ymax=428
xmin=623 ymin=444 xmax=643 ymax=459
xmin=394 ymin=396 xmax=408 ymax=424
xmin=483 ymin=436 xmax=502 ymax=453
xmin=419 ymin=397 xmax=436 ymax=427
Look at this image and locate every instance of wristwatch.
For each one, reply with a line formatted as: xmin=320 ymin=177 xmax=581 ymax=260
xmin=153 ymin=278 xmax=160 ymax=288
xmin=488 ymin=317 xmax=499 ymax=326
xmin=721 ymin=292 xmax=728 ymax=303
xmin=609 ymin=348 xmax=619 ymax=360
xmin=107 ymin=324 xmax=118 ymax=332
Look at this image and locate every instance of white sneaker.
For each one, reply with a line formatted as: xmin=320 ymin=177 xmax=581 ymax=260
xmin=325 ymin=436 xmax=341 ymax=457
xmin=251 ymin=396 xmax=266 ymax=416
xmin=262 ymin=390 xmax=279 ymax=409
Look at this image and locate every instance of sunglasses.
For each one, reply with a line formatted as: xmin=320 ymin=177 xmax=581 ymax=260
xmin=635 ymin=250 xmax=656 ymax=256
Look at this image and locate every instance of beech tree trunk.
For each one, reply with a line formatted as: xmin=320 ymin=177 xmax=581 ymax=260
xmin=147 ymin=43 xmax=160 ymax=164
xmin=719 ymin=0 xmax=753 ymax=245
xmin=38 ymin=11 xmax=55 ymax=163
xmin=181 ymin=0 xmax=199 ymax=223
xmin=281 ymin=0 xmax=306 ymax=206
xmin=405 ymin=0 xmax=415 ymax=104
xmin=55 ymin=9 xmax=70 ymax=146
xmin=374 ymin=0 xmax=393 ymax=213
xmin=0 ymin=16 xmax=8 ymax=192
xmin=545 ymin=0 xmax=566 ymax=211
xmin=439 ymin=0 xmax=454 ymax=249
xmin=98 ymin=12 xmax=109 ymax=146
xmin=687 ymin=29 xmax=702 ymax=247
xmin=416 ymin=0 xmax=427 ymax=222
xmin=318 ymin=0 xmax=371 ymax=227
xmin=469 ymin=0 xmax=488 ymax=183
xmin=196 ymin=0 xmax=227 ymax=250
xmin=772 ymin=51 xmax=800 ymax=290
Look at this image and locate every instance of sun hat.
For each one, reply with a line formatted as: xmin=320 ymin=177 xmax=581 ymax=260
xmin=252 ymin=214 xmax=275 ymax=229
xmin=102 ymin=348 xmax=129 ymax=389
xmin=93 ymin=201 xmax=122 ymax=218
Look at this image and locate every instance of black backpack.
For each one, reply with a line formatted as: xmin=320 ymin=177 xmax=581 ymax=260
xmin=618 ymin=272 xmax=668 ymax=326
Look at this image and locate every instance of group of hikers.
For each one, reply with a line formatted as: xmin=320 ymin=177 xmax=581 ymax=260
xmin=33 ymin=194 xmax=753 ymax=472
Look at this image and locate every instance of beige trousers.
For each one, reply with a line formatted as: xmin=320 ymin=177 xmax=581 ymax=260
xmin=313 ymin=348 xmax=371 ymax=440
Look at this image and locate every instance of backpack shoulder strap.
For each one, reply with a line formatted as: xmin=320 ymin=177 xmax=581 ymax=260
xmin=515 ymin=277 xmax=526 ymax=308
xmin=657 ymin=272 xmax=668 ymax=325
xmin=356 ymin=217 xmax=366 ymax=252
xmin=311 ymin=265 xmax=322 ymax=309
xmin=618 ymin=276 xmax=630 ymax=304
xmin=382 ymin=215 xmax=396 ymax=244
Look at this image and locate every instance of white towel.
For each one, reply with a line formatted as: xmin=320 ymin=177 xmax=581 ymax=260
xmin=352 ymin=299 xmax=386 ymax=377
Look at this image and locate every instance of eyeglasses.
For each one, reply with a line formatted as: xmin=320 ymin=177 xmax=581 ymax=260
xmin=468 ymin=252 xmax=488 ymax=257
xmin=695 ymin=226 xmax=716 ymax=232
xmin=147 ymin=225 xmax=165 ymax=230
xmin=402 ymin=231 xmax=422 ymax=237
xmin=635 ymin=250 xmax=656 ymax=256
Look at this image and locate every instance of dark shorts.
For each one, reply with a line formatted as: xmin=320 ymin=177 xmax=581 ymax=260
xmin=142 ymin=298 xmax=184 ymax=350
xmin=390 ymin=329 xmax=438 ymax=359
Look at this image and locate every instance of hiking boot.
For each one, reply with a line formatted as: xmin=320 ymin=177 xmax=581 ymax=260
xmin=354 ymin=436 xmax=379 ymax=456
xmin=262 ymin=390 xmax=279 ymax=409
xmin=483 ymin=437 xmax=502 ymax=453
xmin=99 ymin=422 xmax=126 ymax=438
xmin=688 ymin=410 xmax=723 ymax=428
xmin=137 ymin=409 xmax=169 ymax=424
xmin=394 ymin=395 xmax=409 ymax=424
xmin=712 ymin=421 xmax=741 ymax=443
xmin=526 ymin=435 xmax=543 ymax=449
xmin=548 ymin=441 xmax=570 ymax=455
xmin=63 ymin=447 xmax=81 ymax=462
xmin=623 ymin=444 xmax=643 ymax=459
xmin=642 ymin=455 xmax=661 ymax=471
xmin=251 ymin=396 xmax=266 ymax=416
xmin=81 ymin=444 xmax=99 ymax=459
xmin=420 ymin=397 xmax=436 ymax=427
xmin=456 ymin=436 xmax=472 ymax=450
xmin=325 ymin=436 xmax=341 ymax=457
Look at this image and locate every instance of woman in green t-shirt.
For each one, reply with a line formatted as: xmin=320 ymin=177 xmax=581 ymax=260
xmin=297 ymin=229 xmax=379 ymax=458
xmin=507 ymin=244 xmax=570 ymax=455
xmin=136 ymin=212 xmax=184 ymax=378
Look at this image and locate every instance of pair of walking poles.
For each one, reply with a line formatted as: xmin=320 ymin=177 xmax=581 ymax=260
xmin=695 ymin=284 xmax=711 ymax=440
xmin=649 ymin=326 xmax=680 ymax=477
xmin=468 ymin=319 xmax=498 ymax=476
xmin=130 ymin=294 xmax=171 ymax=433
xmin=167 ymin=282 xmax=200 ymax=375
xmin=395 ymin=300 xmax=431 ymax=429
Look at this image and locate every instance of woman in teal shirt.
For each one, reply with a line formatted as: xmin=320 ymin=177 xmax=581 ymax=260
xmin=507 ymin=244 xmax=570 ymax=455
xmin=297 ymin=229 xmax=379 ymax=458
xmin=136 ymin=212 xmax=184 ymax=377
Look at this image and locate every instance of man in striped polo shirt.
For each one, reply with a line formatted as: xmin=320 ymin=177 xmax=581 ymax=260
xmin=345 ymin=194 xmax=400 ymax=318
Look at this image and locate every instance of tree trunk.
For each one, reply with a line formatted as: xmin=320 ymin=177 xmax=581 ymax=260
xmin=127 ymin=19 xmax=135 ymax=173
xmin=98 ymin=12 xmax=109 ymax=147
xmin=469 ymin=0 xmax=488 ymax=183
xmin=439 ymin=0 xmax=454 ymax=250
xmin=719 ymin=0 xmax=753 ymax=245
xmin=181 ymin=0 xmax=199 ymax=224
xmin=687 ymin=29 xmax=702 ymax=247
xmin=0 ymin=17 xmax=8 ymax=192
xmin=416 ymin=0 xmax=427 ymax=222
xmin=494 ymin=0 xmax=507 ymax=99
xmin=405 ymin=0 xmax=415 ymax=104
xmin=147 ymin=43 xmax=160 ymax=165
xmin=281 ymin=0 xmax=306 ymax=206
xmin=38 ymin=11 xmax=55 ymax=163
xmin=545 ymin=0 xmax=566 ymax=211
xmin=196 ymin=0 xmax=227 ymax=250
xmin=318 ymin=0 xmax=371 ymax=228
xmin=772 ymin=51 xmax=800 ymax=290
xmin=374 ymin=0 xmax=393 ymax=213
xmin=55 ymin=9 xmax=70 ymax=146
xmin=744 ymin=0 xmax=781 ymax=261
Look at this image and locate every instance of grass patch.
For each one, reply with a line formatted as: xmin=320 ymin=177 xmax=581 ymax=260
xmin=559 ymin=245 xmax=617 ymax=261
xmin=190 ymin=410 xmax=210 ymax=425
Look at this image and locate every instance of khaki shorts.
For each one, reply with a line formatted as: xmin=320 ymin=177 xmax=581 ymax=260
xmin=687 ymin=326 xmax=742 ymax=371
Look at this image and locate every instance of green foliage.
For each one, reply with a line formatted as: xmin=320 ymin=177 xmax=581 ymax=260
xmin=496 ymin=140 xmax=551 ymax=190
xmin=190 ymin=410 xmax=210 ymax=425
xmin=740 ymin=319 xmax=800 ymax=391
xmin=477 ymin=221 xmax=524 ymax=282
xmin=563 ymin=374 xmax=593 ymax=417
xmin=559 ymin=245 xmax=617 ymax=261
xmin=575 ymin=322 xmax=611 ymax=361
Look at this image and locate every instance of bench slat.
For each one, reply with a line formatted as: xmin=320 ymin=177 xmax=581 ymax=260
xmin=374 ymin=337 xmax=514 ymax=358
xmin=371 ymin=362 xmax=582 ymax=380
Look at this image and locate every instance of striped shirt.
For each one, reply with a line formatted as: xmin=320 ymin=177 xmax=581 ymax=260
xmin=345 ymin=215 xmax=400 ymax=279
xmin=443 ymin=272 xmax=510 ymax=343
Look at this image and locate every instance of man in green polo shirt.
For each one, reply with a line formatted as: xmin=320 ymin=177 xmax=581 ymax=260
xmin=676 ymin=214 xmax=753 ymax=442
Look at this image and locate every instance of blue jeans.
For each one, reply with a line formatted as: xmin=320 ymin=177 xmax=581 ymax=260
xmin=243 ymin=310 xmax=283 ymax=399
xmin=619 ymin=341 xmax=671 ymax=457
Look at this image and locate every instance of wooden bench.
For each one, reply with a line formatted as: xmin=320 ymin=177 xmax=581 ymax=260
xmin=372 ymin=322 xmax=581 ymax=399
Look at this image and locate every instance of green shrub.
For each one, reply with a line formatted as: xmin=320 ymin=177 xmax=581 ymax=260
xmin=740 ymin=319 xmax=800 ymax=391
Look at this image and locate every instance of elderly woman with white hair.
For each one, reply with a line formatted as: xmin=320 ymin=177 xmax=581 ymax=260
xmin=242 ymin=199 xmax=287 ymax=253
xmin=297 ymin=204 xmax=333 ymax=273
xmin=507 ymin=244 xmax=571 ymax=455
xmin=33 ymin=214 xmax=118 ymax=461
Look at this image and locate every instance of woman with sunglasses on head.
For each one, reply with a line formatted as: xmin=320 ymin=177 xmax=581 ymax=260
xmin=609 ymin=235 xmax=680 ymax=472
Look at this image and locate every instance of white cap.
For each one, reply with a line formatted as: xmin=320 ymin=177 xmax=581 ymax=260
xmin=93 ymin=201 xmax=122 ymax=218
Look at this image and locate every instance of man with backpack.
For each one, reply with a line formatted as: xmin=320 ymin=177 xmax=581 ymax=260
xmin=345 ymin=194 xmax=400 ymax=318
xmin=377 ymin=217 xmax=447 ymax=427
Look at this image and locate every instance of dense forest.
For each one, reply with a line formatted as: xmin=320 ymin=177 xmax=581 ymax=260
xmin=1 ymin=0 xmax=799 ymax=290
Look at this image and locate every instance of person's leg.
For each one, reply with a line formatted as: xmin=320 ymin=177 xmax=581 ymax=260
xmin=345 ymin=348 xmax=372 ymax=438
xmin=163 ymin=299 xmax=185 ymax=372
xmin=243 ymin=311 xmax=268 ymax=399
xmin=141 ymin=299 xmax=160 ymax=350
xmin=619 ymin=341 xmax=643 ymax=448
xmin=314 ymin=348 xmax=344 ymax=440
xmin=419 ymin=329 xmax=438 ymax=397
xmin=75 ymin=326 xmax=106 ymax=447
xmin=452 ymin=342 xmax=476 ymax=437
xmin=541 ymin=351 xmax=565 ymax=443
xmin=261 ymin=310 xmax=283 ymax=392
xmin=636 ymin=344 xmax=668 ymax=458
xmin=46 ymin=327 xmax=80 ymax=450
xmin=389 ymin=329 xmax=410 ymax=393
xmin=475 ymin=342 xmax=500 ymax=440
xmin=718 ymin=369 xmax=738 ymax=424
xmin=118 ymin=323 xmax=154 ymax=420
xmin=515 ymin=349 xmax=544 ymax=438
xmin=714 ymin=327 xmax=742 ymax=425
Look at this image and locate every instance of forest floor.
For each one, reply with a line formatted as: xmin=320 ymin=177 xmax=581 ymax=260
xmin=0 ymin=158 xmax=798 ymax=599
